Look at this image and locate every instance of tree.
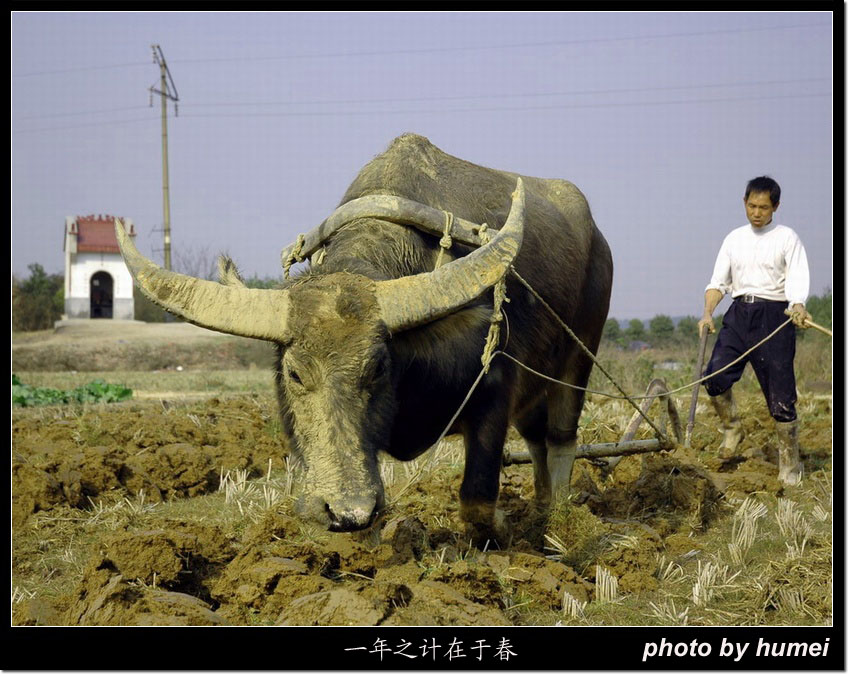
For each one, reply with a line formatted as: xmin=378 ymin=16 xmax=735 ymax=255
xmin=806 ymin=289 xmax=832 ymax=330
xmin=173 ymin=243 xmax=219 ymax=281
xmin=12 ymin=264 xmax=64 ymax=331
xmin=649 ymin=314 xmax=675 ymax=343
xmin=675 ymin=316 xmax=700 ymax=342
xmin=625 ymin=318 xmax=645 ymax=342
xmin=603 ymin=318 xmax=622 ymax=343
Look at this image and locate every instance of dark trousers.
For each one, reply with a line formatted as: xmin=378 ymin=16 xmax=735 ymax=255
xmin=703 ymin=299 xmax=797 ymax=422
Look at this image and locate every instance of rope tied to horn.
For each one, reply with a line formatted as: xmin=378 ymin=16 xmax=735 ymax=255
xmin=478 ymin=223 xmax=509 ymax=373
xmin=434 ymin=211 xmax=455 ymax=269
xmin=283 ymin=234 xmax=306 ymax=279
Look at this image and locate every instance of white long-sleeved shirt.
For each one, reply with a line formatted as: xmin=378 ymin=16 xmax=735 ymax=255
xmin=705 ymin=222 xmax=810 ymax=305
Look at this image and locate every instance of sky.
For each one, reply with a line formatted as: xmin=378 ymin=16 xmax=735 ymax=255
xmin=12 ymin=11 xmax=834 ymax=320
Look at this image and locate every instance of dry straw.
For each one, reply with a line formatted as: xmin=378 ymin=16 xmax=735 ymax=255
xmin=647 ymin=598 xmax=689 ymax=625
xmin=656 ymin=554 xmax=685 ymax=584
xmin=595 ymin=565 xmax=619 ymax=603
xmin=218 ymin=459 xmax=289 ymax=515
xmin=776 ymin=498 xmax=813 ymax=559
xmin=12 ymin=586 xmax=36 ymax=604
xmin=561 ymin=590 xmax=587 ymax=619
xmin=776 ymin=586 xmax=806 ymax=613
xmin=692 ymin=560 xmax=740 ymax=607
xmin=728 ymin=497 xmax=768 ymax=565
xmin=543 ymin=533 xmax=568 ymax=561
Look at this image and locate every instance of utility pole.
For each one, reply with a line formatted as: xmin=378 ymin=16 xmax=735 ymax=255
xmin=149 ymin=45 xmax=179 ymax=271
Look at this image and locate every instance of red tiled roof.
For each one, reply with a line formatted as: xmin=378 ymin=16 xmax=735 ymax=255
xmin=71 ymin=215 xmax=134 ymax=253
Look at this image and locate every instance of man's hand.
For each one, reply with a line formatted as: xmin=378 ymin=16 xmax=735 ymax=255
xmin=699 ymin=289 xmax=723 ymax=335
xmin=697 ymin=314 xmax=715 ymax=335
xmin=788 ymin=303 xmax=812 ymax=328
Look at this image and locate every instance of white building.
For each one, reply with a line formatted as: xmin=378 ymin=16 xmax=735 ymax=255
xmin=63 ymin=214 xmax=136 ymax=320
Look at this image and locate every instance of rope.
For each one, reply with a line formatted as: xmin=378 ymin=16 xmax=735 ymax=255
xmin=407 ymin=308 xmax=794 ymax=481
xmin=509 ymin=269 xmax=666 ymax=438
xmin=496 ymin=315 xmax=794 ymax=400
xmin=506 ymin=268 xmax=798 ymax=436
xmin=390 ymin=358 xmax=492 ymax=500
xmin=289 ymin=207 xmax=799 ymax=448
xmin=482 ymin=281 xmax=508 ymax=373
xmin=283 ymin=234 xmax=306 ymax=279
xmin=434 ymin=211 xmax=454 ymax=269
xmin=425 ymin=315 xmax=794 ymax=456
xmin=475 ymin=223 xmax=510 ymax=373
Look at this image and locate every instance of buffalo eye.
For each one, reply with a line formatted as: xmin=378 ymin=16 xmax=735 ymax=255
xmin=287 ymin=367 xmax=303 ymax=386
xmin=362 ymin=354 xmax=388 ymax=385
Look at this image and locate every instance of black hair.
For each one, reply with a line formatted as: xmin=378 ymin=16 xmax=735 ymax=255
xmin=745 ymin=176 xmax=781 ymax=207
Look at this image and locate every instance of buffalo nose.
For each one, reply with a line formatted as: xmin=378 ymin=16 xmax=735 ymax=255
xmin=325 ymin=501 xmax=378 ymax=532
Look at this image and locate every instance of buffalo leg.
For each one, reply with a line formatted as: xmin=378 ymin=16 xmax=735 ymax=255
xmin=514 ymin=402 xmax=552 ymax=507
xmin=459 ymin=411 xmax=510 ymax=546
xmin=546 ymin=349 xmax=595 ymax=503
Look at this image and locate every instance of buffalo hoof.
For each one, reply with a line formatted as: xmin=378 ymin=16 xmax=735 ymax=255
xmin=460 ymin=505 xmax=511 ymax=549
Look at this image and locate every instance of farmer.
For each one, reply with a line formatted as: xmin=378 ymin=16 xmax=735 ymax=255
xmin=697 ymin=176 xmax=811 ymax=486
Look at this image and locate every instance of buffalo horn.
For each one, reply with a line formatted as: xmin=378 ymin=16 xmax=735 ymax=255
xmin=280 ymin=195 xmax=495 ymax=266
xmin=375 ymin=178 xmax=525 ymax=332
xmin=115 ymin=219 xmax=291 ymax=341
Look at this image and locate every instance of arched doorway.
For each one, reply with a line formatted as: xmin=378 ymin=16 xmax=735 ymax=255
xmin=90 ymin=271 xmax=114 ymax=318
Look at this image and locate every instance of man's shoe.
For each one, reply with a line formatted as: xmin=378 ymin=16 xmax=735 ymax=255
xmin=711 ymin=389 xmax=745 ymax=457
xmin=775 ymin=420 xmax=803 ymax=486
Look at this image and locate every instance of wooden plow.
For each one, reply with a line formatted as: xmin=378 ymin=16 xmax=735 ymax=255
xmin=502 ymin=378 xmax=683 ymax=467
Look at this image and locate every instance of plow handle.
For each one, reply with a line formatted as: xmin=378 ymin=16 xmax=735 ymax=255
xmin=685 ymin=327 xmax=710 ymax=447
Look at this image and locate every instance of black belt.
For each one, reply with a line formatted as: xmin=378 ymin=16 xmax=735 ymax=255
xmin=736 ymin=294 xmax=786 ymax=304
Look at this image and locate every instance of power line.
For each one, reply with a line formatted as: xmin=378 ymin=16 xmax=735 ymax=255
xmin=12 ymin=90 xmax=830 ymax=134
xmin=183 ymin=77 xmax=833 ymax=109
xmin=14 ymin=76 xmax=830 ymax=121
xmin=169 ymin=21 xmax=831 ymax=64
xmin=16 ymin=105 xmax=150 ymax=121
xmin=12 ymin=21 xmax=831 ymax=78
xmin=179 ymin=91 xmax=832 ymax=119
xmin=13 ymin=60 xmax=150 ymax=79
xmin=12 ymin=116 xmax=157 ymax=134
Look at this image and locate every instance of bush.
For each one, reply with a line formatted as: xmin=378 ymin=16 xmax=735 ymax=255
xmin=12 ymin=264 xmax=64 ymax=332
xmin=244 ymin=276 xmax=283 ymax=289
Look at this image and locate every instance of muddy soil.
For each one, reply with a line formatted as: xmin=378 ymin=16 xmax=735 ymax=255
xmin=11 ymin=322 xmax=833 ymax=626
xmin=13 ymin=394 xmax=832 ymax=627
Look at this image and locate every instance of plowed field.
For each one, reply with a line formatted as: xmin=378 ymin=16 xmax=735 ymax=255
xmin=12 ymin=321 xmax=833 ymax=627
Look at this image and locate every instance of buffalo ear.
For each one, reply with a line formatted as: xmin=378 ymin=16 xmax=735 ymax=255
xmin=218 ymin=255 xmax=247 ymax=288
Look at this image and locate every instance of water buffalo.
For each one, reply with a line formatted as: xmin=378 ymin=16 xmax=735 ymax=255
xmin=116 ymin=134 xmax=613 ymax=544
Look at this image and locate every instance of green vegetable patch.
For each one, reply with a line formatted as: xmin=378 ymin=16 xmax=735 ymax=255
xmin=12 ymin=374 xmax=132 ymax=407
